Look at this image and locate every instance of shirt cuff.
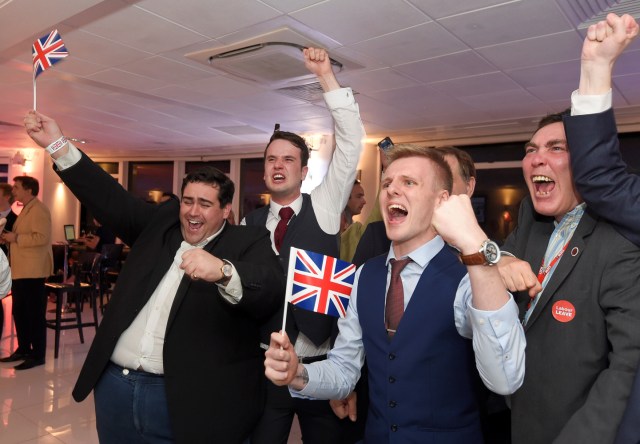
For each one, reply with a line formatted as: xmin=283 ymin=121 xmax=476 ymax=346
xmin=323 ymin=87 xmax=356 ymax=109
xmin=53 ymin=141 xmax=83 ymax=170
xmin=571 ymin=89 xmax=612 ymax=116
xmin=467 ymin=294 xmax=520 ymax=339
xmin=293 ymin=364 xmax=322 ymax=399
xmin=216 ymin=264 xmax=242 ymax=303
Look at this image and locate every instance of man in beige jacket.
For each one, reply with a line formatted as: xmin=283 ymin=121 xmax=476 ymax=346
xmin=0 ymin=176 xmax=52 ymax=370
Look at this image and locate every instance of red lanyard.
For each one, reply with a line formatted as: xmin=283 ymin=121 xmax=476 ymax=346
xmin=537 ymin=242 xmax=569 ymax=283
xmin=527 ymin=242 xmax=569 ymax=309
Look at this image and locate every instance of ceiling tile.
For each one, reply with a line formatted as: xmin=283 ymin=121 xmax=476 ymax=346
xmin=117 ymin=56 xmax=212 ymax=83
xmin=438 ymin=0 xmax=573 ymax=48
xmin=337 ymin=68 xmax=421 ymax=94
xmin=395 ymin=50 xmax=496 ymax=83
xmin=348 ymin=22 xmax=467 ymax=66
xmin=259 ymin=0 xmax=325 ymax=14
xmin=408 ymin=0 xmax=512 ymax=19
xmin=80 ymin=5 xmax=208 ymax=54
xmin=429 ymin=72 xmax=521 ymax=97
xmin=135 ymin=0 xmax=281 ymax=38
xmin=290 ymin=0 xmax=429 ymax=45
xmin=478 ymin=31 xmax=582 ymax=71
xmin=87 ymin=68 xmax=167 ymax=92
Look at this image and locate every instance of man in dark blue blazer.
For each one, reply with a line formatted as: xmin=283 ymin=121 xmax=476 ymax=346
xmin=24 ymin=110 xmax=285 ymax=444
xmin=560 ymin=13 xmax=640 ymax=444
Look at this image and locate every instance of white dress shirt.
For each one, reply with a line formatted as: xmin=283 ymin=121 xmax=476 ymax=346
xmin=242 ymin=86 xmax=365 ymax=358
xmin=571 ymin=89 xmax=611 ymax=115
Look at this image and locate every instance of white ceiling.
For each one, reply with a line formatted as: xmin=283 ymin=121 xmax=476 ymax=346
xmin=1 ymin=0 xmax=639 ymax=159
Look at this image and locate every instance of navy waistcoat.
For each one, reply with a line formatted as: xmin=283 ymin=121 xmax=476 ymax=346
xmin=357 ymin=246 xmax=483 ymax=444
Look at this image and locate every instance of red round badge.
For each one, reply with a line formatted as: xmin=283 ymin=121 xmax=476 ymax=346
xmin=552 ymin=300 xmax=575 ymax=323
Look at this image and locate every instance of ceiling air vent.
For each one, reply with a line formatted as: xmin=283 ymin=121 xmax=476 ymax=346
xmin=185 ymin=27 xmax=362 ymax=91
xmin=557 ymin=0 xmax=640 ymax=28
xmin=276 ymin=81 xmax=326 ymax=102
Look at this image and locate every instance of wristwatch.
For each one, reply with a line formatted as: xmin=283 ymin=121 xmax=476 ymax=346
xmin=218 ymin=260 xmax=233 ymax=282
xmin=459 ymin=239 xmax=501 ymax=266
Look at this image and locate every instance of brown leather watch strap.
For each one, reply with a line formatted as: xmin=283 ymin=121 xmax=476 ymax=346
xmin=459 ymin=252 xmax=487 ymax=266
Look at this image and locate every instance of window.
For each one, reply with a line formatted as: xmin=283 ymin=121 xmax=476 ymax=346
xmin=128 ymin=162 xmax=173 ymax=202
xmin=239 ymin=158 xmax=268 ymax=221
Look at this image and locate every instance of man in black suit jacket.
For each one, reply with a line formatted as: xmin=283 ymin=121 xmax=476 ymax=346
xmin=24 ymin=111 xmax=285 ymax=443
xmin=559 ymin=13 xmax=640 ymax=443
xmin=498 ymin=104 xmax=640 ymax=442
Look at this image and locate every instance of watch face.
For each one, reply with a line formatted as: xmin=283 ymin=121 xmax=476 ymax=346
xmin=484 ymin=241 xmax=500 ymax=264
xmin=222 ymin=263 xmax=233 ymax=277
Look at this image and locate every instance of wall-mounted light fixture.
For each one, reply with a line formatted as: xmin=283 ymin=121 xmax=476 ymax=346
xmin=11 ymin=151 xmax=26 ymax=166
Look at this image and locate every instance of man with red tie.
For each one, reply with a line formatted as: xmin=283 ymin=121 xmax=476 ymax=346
xmin=244 ymin=47 xmax=364 ymax=443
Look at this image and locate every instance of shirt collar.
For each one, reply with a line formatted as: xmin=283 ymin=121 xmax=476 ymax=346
xmin=188 ymin=220 xmax=226 ymax=248
xmin=270 ymin=194 xmax=303 ymax=219
xmin=554 ymin=202 xmax=586 ymax=229
xmin=386 ymin=235 xmax=445 ymax=269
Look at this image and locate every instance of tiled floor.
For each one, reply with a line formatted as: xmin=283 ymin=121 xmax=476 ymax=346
xmin=0 ymin=296 xmax=99 ymax=443
xmin=0 ymin=296 xmax=302 ymax=443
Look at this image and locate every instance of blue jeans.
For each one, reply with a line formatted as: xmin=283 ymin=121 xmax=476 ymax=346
xmin=94 ymin=362 xmax=174 ymax=443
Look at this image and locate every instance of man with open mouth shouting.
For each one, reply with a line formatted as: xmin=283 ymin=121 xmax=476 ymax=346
xmin=498 ymin=15 xmax=640 ymax=439
xmin=244 ymin=47 xmax=365 ymax=444
xmin=23 ymin=110 xmax=285 ymax=443
xmin=265 ymin=144 xmax=525 ymax=443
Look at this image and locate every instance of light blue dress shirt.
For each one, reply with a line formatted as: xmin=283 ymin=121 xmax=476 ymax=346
xmin=294 ymin=235 xmax=526 ymax=400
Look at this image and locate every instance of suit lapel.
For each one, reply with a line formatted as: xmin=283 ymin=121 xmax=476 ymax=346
xmin=165 ymin=224 xmax=226 ymax=332
xmin=524 ymin=212 xmax=596 ymax=330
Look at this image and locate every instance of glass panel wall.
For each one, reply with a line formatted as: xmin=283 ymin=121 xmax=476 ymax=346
xmin=128 ymin=161 xmax=173 ymax=203
xmin=239 ymin=158 xmax=268 ymax=221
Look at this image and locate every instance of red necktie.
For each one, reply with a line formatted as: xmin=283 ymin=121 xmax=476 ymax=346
xmin=385 ymin=258 xmax=411 ymax=337
xmin=274 ymin=207 xmax=295 ymax=252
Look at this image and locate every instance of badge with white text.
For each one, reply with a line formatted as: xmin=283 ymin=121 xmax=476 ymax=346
xmin=552 ymin=300 xmax=575 ymax=323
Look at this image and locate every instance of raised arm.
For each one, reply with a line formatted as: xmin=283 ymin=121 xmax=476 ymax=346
xmin=305 ymin=48 xmax=365 ymax=234
xmin=304 ymin=47 xmax=340 ymax=92
xmin=24 ymin=110 xmax=157 ymax=246
xmin=565 ymin=13 xmax=640 ymax=247
xmin=433 ymin=194 xmax=510 ymax=311
xmin=433 ymin=194 xmax=525 ymax=394
xmin=579 ymin=13 xmax=639 ymax=95
xmin=24 ymin=110 xmax=70 ymax=159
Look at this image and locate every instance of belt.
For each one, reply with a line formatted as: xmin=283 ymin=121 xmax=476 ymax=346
xmin=109 ymin=361 xmax=164 ymax=378
xmin=298 ymin=354 xmax=327 ymax=364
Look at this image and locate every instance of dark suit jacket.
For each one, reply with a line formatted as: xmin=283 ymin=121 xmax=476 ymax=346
xmin=60 ymin=153 xmax=285 ymax=444
xmin=504 ymin=197 xmax=640 ymax=444
xmin=351 ymin=220 xmax=390 ymax=267
xmin=564 ymin=108 xmax=640 ymax=247
xmin=565 ymin=109 xmax=640 ymax=443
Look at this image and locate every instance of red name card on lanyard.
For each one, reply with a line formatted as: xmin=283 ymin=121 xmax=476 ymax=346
xmin=527 ymin=242 xmax=570 ymax=310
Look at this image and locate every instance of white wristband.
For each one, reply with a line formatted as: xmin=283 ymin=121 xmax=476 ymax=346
xmin=45 ymin=136 xmax=68 ymax=155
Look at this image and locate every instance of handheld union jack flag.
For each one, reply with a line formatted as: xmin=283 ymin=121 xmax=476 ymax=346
xmin=286 ymin=247 xmax=356 ymax=319
xmin=32 ymin=29 xmax=68 ymax=78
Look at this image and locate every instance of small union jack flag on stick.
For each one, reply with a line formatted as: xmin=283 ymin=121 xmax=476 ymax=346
xmin=32 ymin=29 xmax=69 ymax=109
xmin=281 ymin=247 xmax=356 ymax=334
